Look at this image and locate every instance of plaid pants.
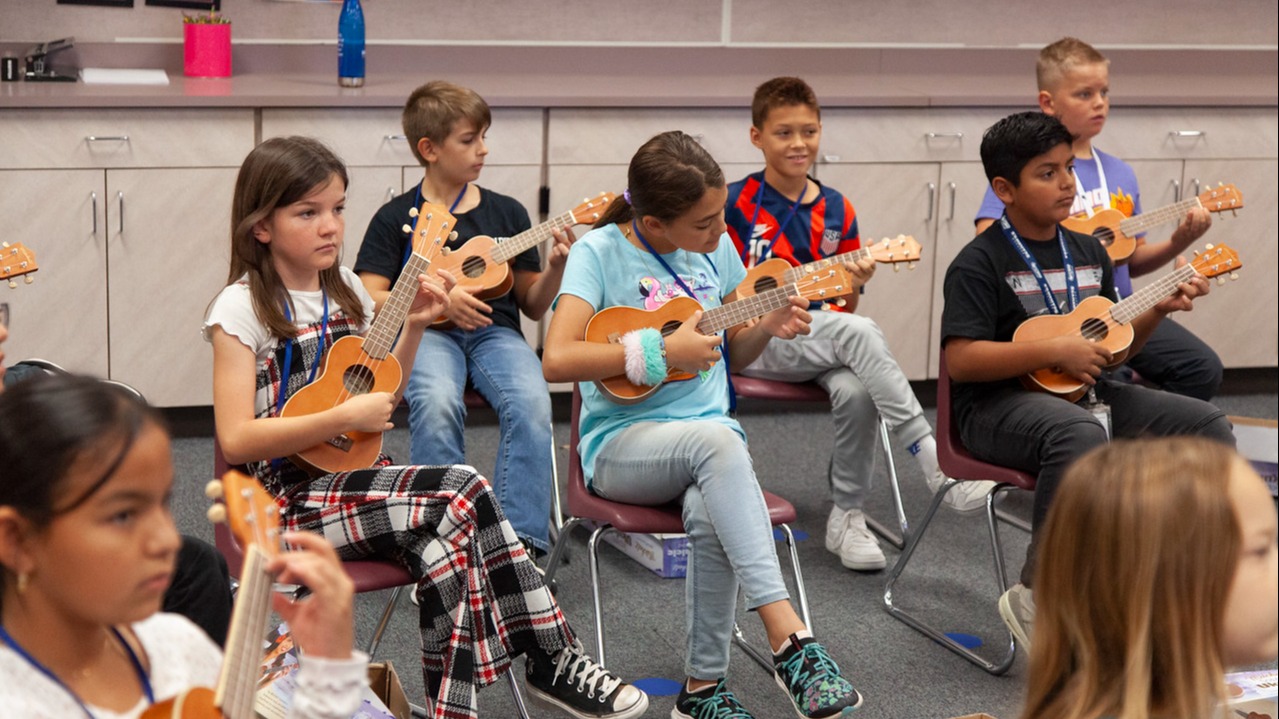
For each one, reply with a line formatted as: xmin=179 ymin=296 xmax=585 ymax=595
xmin=273 ymin=462 xmax=573 ymax=719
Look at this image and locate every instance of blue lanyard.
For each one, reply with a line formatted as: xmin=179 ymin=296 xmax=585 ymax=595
xmin=403 ymin=182 xmax=468 ymax=267
xmin=741 ymin=175 xmax=806 ymax=265
xmin=998 ymin=214 xmax=1079 ymax=315
xmin=630 ymin=220 xmax=736 ymax=412
xmin=0 ymin=625 xmax=155 ymax=719
xmin=274 ymin=291 xmax=329 ymax=417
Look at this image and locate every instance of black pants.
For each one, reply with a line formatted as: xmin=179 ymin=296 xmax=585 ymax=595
xmin=163 ymin=535 xmax=233 ymax=647
xmin=1125 ymin=317 xmax=1223 ymax=401
xmin=960 ymin=379 xmax=1235 ymax=587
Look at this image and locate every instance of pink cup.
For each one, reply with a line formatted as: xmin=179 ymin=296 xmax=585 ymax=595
xmin=184 ymin=23 xmax=232 ymax=78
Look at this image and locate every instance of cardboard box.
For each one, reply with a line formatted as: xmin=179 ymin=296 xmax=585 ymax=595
xmin=368 ymin=661 xmax=412 ymax=719
xmin=1230 ymin=416 xmax=1278 ymax=497
xmin=585 ymin=520 xmax=689 ymax=578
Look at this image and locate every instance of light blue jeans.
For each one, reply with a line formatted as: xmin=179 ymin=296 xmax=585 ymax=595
xmin=591 ymin=420 xmax=790 ymax=680
xmin=741 ymin=310 xmax=931 ymax=510
xmin=405 ymin=325 xmax=553 ymax=552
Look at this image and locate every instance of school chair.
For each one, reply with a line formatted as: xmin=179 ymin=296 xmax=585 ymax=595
xmin=211 ymin=439 xmax=532 ymax=719
xmin=729 ymin=374 xmax=910 ymax=549
xmin=880 ymin=349 xmax=1034 ymax=675
xmin=541 ymin=386 xmax=813 ymax=674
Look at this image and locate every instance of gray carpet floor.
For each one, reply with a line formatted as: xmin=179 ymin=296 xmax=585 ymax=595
xmin=167 ymin=375 xmax=1278 ymax=719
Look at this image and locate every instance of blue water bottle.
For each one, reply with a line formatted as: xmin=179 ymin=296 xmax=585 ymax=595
xmin=337 ymin=0 xmax=365 ymax=87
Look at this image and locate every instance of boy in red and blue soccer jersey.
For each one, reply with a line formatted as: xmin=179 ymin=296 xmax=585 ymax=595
xmin=725 ymin=77 xmax=994 ymax=573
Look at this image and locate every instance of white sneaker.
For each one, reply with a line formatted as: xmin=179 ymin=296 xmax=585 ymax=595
xmin=926 ymin=468 xmax=997 ymax=515
xmin=824 ymin=506 xmax=886 ymax=571
xmin=998 ymin=583 xmax=1036 ymax=649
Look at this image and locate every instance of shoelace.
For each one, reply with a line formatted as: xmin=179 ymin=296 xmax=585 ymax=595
xmin=686 ymin=683 xmax=752 ymax=719
xmin=779 ymin=641 xmax=844 ymax=695
xmin=552 ymin=641 xmax=622 ymax=700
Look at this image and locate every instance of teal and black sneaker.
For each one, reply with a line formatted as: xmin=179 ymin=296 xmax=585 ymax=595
xmin=773 ymin=633 xmax=863 ymax=717
xmin=671 ymin=678 xmax=754 ymax=719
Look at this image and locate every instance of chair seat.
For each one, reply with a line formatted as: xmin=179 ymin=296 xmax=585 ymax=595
xmin=938 ymin=444 xmax=1036 ymax=492
xmin=344 ymin=560 xmax=416 ymax=593
xmin=731 ymin=375 xmax=829 ymax=403
xmin=566 ymin=472 xmax=796 ymax=534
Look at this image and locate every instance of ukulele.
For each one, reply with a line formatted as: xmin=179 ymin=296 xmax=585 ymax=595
xmin=1014 ymin=243 xmax=1242 ymax=402
xmin=1062 ymin=183 xmax=1243 ymax=264
xmin=142 ymin=470 xmax=280 ymax=719
xmin=1 ymin=242 xmax=38 ymax=288
xmin=281 ymin=205 xmax=454 ymax=475
xmin=430 ymin=192 xmax=616 ymax=328
xmin=588 ymin=267 xmax=852 ymax=404
xmin=732 ymin=235 xmax=922 ymax=302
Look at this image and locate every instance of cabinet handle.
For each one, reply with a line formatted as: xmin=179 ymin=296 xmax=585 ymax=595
xmin=925 ymin=182 xmax=936 ymax=222
xmin=86 ymin=135 xmax=130 ymax=142
xmin=1168 ymin=130 xmax=1204 ymax=138
xmin=91 ymin=191 xmax=98 ymax=236
xmin=947 ymin=182 xmax=957 ymax=220
xmin=384 ymin=134 xmax=407 ymax=141
xmin=925 ymin=131 xmax=964 ymax=140
xmin=1170 ymin=179 xmax=1181 ymax=203
xmin=117 ymin=191 xmax=124 ymax=234
xmin=821 ymin=154 xmax=841 ymax=163
xmin=1191 ymin=178 xmax=1201 ymax=198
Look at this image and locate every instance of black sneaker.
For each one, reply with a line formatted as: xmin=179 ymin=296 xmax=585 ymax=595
xmin=671 ymin=679 xmax=754 ymax=718
xmin=773 ymin=633 xmax=863 ymax=717
xmin=519 ymin=537 xmax=548 ymax=577
xmin=525 ymin=640 xmax=648 ymax=718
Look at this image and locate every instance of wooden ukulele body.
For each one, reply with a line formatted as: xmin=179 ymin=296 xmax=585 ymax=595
xmin=434 ymin=235 xmax=515 ymax=306
xmin=280 ymin=335 xmax=403 ymax=474
xmin=1061 ymin=208 xmax=1137 ymax=264
xmin=140 ymin=687 xmax=219 ymax=718
xmin=586 ymin=296 xmax=704 ymax=404
xmin=1012 ymin=295 xmax=1133 ymax=402
xmin=733 ymin=258 xmax=796 ymax=299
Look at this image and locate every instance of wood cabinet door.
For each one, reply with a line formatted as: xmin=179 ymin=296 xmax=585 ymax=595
xmin=105 ymin=167 xmax=236 ymax=406
xmin=0 ymin=168 xmax=109 ymax=378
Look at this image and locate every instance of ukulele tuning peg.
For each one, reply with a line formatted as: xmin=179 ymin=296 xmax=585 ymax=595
xmin=449 ymin=231 xmax=459 ymax=241
xmin=834 ymin=298 xmax=847 ymax=308
xmin=908 ymin=262 xmax=917 ymax=271
xmin=401 ymin=224 xmax=412 ymax=234
xmin=24 ymin=276 xmax=32 ymax=284
xmin=893 ymin=264 xmax=901 ymax=273
xmin=1230 ymin=272 xmax=1240 ymax=281
xmin=1193 ymin=249 xmax=1201 ymax=257
xmin=1 ymin=241 xmax=8 ymax=248
xmin=408 ymin=207 xmax=419 ymax=218
xmin=205 ymin=480 xmax=224 ymax=499
xmin=7 ymin=280 xmax=16 ymax=289
xmin=1217 ymin=276 xmax=1226 ymax=285
xmin=205 ymin=504 xmax=227 ymax=525
xmin=1205 ymin=243 xmax=1215 ymax=250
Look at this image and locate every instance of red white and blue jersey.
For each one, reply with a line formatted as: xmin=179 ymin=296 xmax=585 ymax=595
xmin=725 ymin=171 xmax=861 ymax=270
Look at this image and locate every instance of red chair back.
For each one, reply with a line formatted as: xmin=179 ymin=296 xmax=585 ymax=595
xmin=936 ymin=348 xmax=1035 ymax=490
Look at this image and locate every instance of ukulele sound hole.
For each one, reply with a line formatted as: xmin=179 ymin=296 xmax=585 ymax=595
xmin=660 ymin=320 xmax=681 ymax=336
xmin=461 ymin=256 xmax=488 ymax=279
xmin=1080 ymin=317 xmax=1109 ymax=342
xmin=753 ymin=276 xmax=779 ymax=294
xmin=1093 ymin=227 xmax=1115 ymax=248
xmin=342 ymin=365 xmax=376 ymax=395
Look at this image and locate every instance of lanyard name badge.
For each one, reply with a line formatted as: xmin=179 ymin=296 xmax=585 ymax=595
xmin=998 ymin=215 xmax=1111 ymax=436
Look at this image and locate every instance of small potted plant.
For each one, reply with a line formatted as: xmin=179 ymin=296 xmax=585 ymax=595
xmin=183 ymin=12 xmax=232 ymax=78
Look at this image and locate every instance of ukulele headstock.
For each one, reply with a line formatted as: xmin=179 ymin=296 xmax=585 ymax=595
xmin=865 ymin=235 xmax=922 ymax=272
xmin=206 ymin=470 xmax=282 ymax=561
xmin=1197 ymin=183 xmax=1244 ymax=216
xmin=1189 ymin=242 xmax=1243 ymax=284
xmin=1 ymin=242 xmax=38 ymax=289
xmin=569 ymin=192 xmax=618 ymax=226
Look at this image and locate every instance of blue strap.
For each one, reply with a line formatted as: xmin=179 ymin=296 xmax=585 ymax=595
xmin=741 ymin=173 xmax=806 ymax=265
xmin=998 ymin=214 xmax=1078 ymax=314
xmin=631 ymin=220 xmax=735 ymax=412
xmin=274 ymin=292 xmax=329 ymax=417
xmin=0 ymin=625 xmax=154 ymax=719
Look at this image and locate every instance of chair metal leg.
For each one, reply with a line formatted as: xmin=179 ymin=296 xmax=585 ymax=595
xmin=543 ymin=517 xmax=584 ymax=586
xmin=505 ymin=665 xmax=532 ymax=719
xmin=732 ymin=522 xmax=812 ymax=673
xmin=881 ymin=478 xmax=1017 ymax=675
xmin=548 ymin=420 xmax=565 ymax=541
xmin=865 ymin=418 xmax=910 ymax=550
xmin=366 ymin=585 xmax=405 ymax=657
xmin=587 ymin=524 xmax=611 ymax=667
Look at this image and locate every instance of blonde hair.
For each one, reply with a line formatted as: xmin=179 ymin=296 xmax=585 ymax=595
xmin=401 ymin=80 xmax=492 ymax=167
xmin=1022 ymin=437 xmax=1239 ymax=719
xmin=1037 ymin=37 xmax=1109 ymax=92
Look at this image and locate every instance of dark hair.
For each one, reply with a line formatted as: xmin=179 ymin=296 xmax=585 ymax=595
xmin=401 ymin=80 xmax=492 ymax=167
xmin=751 ymin=76 xmax=821 ymax=128
xmin=225 ymin=136 xmax=365 ymax=340
xmin=0 ymin=373 xmax=165 ymax=526
xmin=980 ymin=111 xmax=1075 ymax=187
xmin=594 ymin=131 xmax=725 ymax=229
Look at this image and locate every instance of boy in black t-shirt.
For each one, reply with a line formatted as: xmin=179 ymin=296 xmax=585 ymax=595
xmin=940 ymin=111 xmax=1233 ymax=650
xmin=355 ymin=81 xmax=570 ymax=564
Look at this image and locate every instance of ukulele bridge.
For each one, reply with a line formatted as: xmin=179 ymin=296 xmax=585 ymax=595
xmin=325 ymin=434 xmax=354 ymax=452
